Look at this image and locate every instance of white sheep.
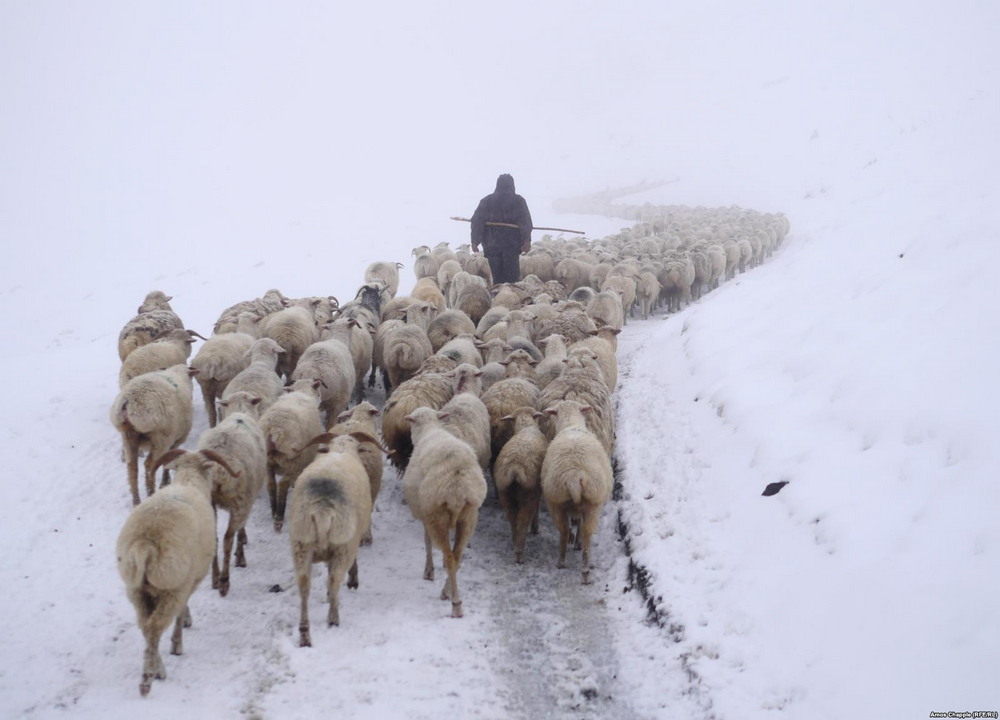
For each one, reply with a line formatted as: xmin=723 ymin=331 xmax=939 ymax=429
xmin=427 ymin=309 xmax=477 ymax=353
xmin=537 ymin=346 xmax=615 ymax=455
xmin=118 ymin=328 xmax=203 ymax=389
xmin=435 ymin=333 xmax=483 ymax=369
xmin=585 ymin=290 xmax=625 ymax=332
xmin=412 ymin=245 xmax=440 ymax=282
xmin=328 ymin=402 xmax=384 ymax=545
xmin=115 ymin=448 xmax=228 ymax=695
xmin=258 ymin=302 xmax=321 ymax=380
xmin=438 ymin=364 xmax=491 ymax=472
xmin=534 ymin=333 xmax=568 ymax=391
xmin=364 ymin=261 xmax=404 ymax=299
xmin=110 ymin=363 xmax=196 ymax=506
xmin=481 ymin=351 xmax=540 ymax=461
xmin=220 ymin=337 xmax=286 ymax=420
xmin=571 ymin=326 xmax=620 ymax=389
xmin=288 ymin=433 xmax=380 ymax=646
xmin=540 ymin=400 xmax=613 ymax=584
xmin=436 ymin=259 xmax=463 ymax=302
xmin=380 ymin=301 xmax=436 ymax=393
xmin=289 ymin=334 xmax=356 ymax=429
xmin=194 ymin=392 xmax=268 ymax=597
xmin=258 ymin=378 xmax=325 ymax=532
xmin=190 ymin=319 xmax=256 ymax=427
xmin=411 ymin=276 xmax=447 ymax=313
xmin=493 ymin=406 xmax=549 ymax=563
xmin=402 ymin=407 xmax=487 ymax=618
xmin=635 ymin=270 xmax=662 ymax=320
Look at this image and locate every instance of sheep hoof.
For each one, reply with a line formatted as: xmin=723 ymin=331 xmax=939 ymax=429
xmin=451 ymin=602 xmax=463 ymax=619
xmin=273 ymin=521 xmax=283 ymax=533
xmin=557 ymin=559 xmax=566 ymax=569
xmin=582 ymin=571 xmax=592 ymax=585
xmin=423 ymin=569 xmax=434 ymax=581
xmin=140 ymin=678 xmax=153 ymax=696
xmin=299 ymin=632 xmax=312 ymax=648
xmin=218 ymin=580 xmax=230 ymax=597
xmin=514 ymin=552 xmax=523 ymax=565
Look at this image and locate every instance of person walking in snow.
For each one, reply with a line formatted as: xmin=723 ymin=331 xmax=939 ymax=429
xmin=470 ymin=173 xmax=533 ymax=286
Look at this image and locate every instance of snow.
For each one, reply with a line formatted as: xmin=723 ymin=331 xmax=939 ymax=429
xmin=2 ymin=2 xmax=998 ymax=718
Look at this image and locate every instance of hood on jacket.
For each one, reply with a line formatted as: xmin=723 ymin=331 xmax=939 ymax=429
xmin=495 ymin=173 xmax=516 ymax=194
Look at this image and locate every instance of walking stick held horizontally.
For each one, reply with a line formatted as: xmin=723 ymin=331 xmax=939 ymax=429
xmin=450 ymin=217 xmax=586 ymax=235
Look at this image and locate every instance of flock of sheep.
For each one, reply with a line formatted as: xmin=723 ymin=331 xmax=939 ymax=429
xmin=109 ymin=203 xmax=789 ymax=696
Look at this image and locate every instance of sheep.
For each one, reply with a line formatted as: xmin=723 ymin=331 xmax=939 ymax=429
xmin=435 ymin=333 xmax=483 ymax=369
xmin=568 ymin=286 xmax=597 ymax=305
xmin=474 ymin=337 xmax=513 ymax=393
xmin=504 ymin=309 xmax=543 ymax=362
xmin=635 ymin=270 xmax=662 ymax=320
xmin=258 ymin=379 xmax=325 ymax=532
xmin=658 ymin=258 xmax=694 ymax=312
xmin=380 ymin=301 xmax=436 ymax=393
xmin=431 ymin=241 xmax=459 ymax=267
xmin=290 ymin=333 xmax=356 ymax=428
xmin=288 ymin=433 xmax=381 ymax=646
xmin=190 ymin=324 xmax=256 ymax=427
xmin=438 ymin=364 xmax=491 ymax=472
xmin=585 ymin=290 xmax=625 ymax=332
xmin=447 ymin=271 xmax=485 ymax=309
xmin=381 ymin=359 xmax=456 ymax=471
xmin=411 ymin=277 xmax=447 ymax=313
xmin=475 ymin=305 xmax=510 ymax=338
xmin=436 ymin=259 xmax=463 ymax=302
xmin=194 ymin=392 xmax=268 ymax=597
xmin=220 ymin=337 xmax=286 ymax=420
xmin=110 ymin=364 xmax=196 ymax=506
xmin=323 ymin=317 xmax=374 ymax=404
xmin=338 ymin=281 xmax=387 ymax=336
xmin=519 ymin=250 xmax=555 ymax=282
xmin=534 ymin=333 xmax=568 ymax=390
xmin=364 ymin=261 xmax=404 ymax=299
xmin=481 ymin=351 xmax=540 ymax=461
xmin=552 ymin=257 xmax=592 ymax=294
xmin=537 ymin=347 xmax=615 ymax=455
xmin=118 ymin=292 xmax=184 ymax=362
xmin=493 ymin=407 xmax=549 ymax=564
xmin=705 ymin=244 xmax=727 ymax=290
xmin=571 ymin=326 xmax=620 ymax=389
xmin=258 ymin=303 xmax=321 ymax=380
xmin=412 ymin=245 xmax=440 ymax=282
xmin=464 ymin=253 xmax=493 ymax=287
xmin=328 ymin=402 xmax=383 ymax=544
xmin=402 ymin=407 xmax=487 ymax=618
xmin=118 ymin=328 xmax=204 ymax=389
xmin=723 ymin=241 xmax=741 ymax=281
xmin=213 ymin=289 xmax=288 ymax=334
xmin=600 ymin=274 xmax=637 ymax=323
xmin=115 ymin=448 xmax=226 ymax=695
xmin=427 ymin=309 xmax=477 ymax=353
xmin=535 ymin=301 xmax=598 ymax=345
xmin=540 ymin=400 xmax=613 ymax=584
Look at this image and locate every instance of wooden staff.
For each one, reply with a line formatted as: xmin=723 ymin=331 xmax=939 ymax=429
xmin=450 ymin=216 xmax=586 ymax=235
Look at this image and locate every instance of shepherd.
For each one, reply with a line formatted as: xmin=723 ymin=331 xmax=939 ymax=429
xmin=470 ymin=173 xmax=533 ymax=285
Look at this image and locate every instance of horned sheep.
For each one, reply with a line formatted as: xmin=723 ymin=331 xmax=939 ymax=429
xmin=118 ymin=328 xmax=203 ymax=389
xmin=191 ymin=317 xmax=257 ymax=426
xmin=288 ymin=433 xmax=379 ymax=646
xmin=220 ymin=337 xmax=286 ymax=420
xmin=194 ymin=391 xmax=268 ymax=596
xmin=118 ymin=291 xmax=184 ymax=362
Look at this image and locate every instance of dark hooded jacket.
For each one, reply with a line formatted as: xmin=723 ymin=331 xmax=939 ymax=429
xmin=470 ymin=174 xmax=533 ymax=255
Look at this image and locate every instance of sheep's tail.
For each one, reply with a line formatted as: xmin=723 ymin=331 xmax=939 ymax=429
xmin=302 ymin=479 xmax=357 ymax=547
xmin=193 ymin=354 xmax=228 ymax=381
xmin=566 ymin=473 xmax=584 ymax=506
xmin=118 ymin=541 xmax=156 ymax=589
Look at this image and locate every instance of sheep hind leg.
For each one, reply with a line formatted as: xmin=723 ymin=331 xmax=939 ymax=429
xmin=422 ymin=528 xmax=435 ymax=581
xmin=550 ymin=504 xmax=571 ymax=569
xmin=326 ymin=547 xmax=355 ymax=627
xmin=217 ymin=515 xmax=237 ymax=597
xmin=235 ymin=527 xmax=249 ymax=567
xmin=512 ymin=489 xmax=539 ymax=564
xmin=294 ymin=545 xmax=313 ymax=647
xmin=579 ymin=505 xmax=601 ymax=585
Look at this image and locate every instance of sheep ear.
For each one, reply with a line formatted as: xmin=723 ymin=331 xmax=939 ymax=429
xmin=299 ymin=432 xmax=337 ymax=451
xmin=250 ymin=396 xmax=262 ymax=405
xmin=545 ymin=408 xmax=558 ymax=416
xmin=580 ymin=405 xmax=593 ymax=415
xmin=437 ymin=411 xmax=451 ymax=421
xmin=532 ymin=411 xmax=546 ymax=420
xmin=187 ymin=367 xmax=200 ymax=378
xmin=500 ymin=414 xmax=515 ymax=422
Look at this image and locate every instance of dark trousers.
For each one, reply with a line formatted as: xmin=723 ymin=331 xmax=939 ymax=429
xmin=485 ymin=246 xmax=521 ymax=285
